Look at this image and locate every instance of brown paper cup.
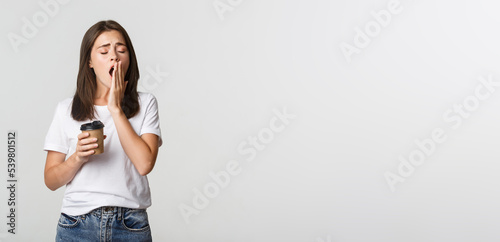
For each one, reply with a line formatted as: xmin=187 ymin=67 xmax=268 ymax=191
xmin=84 ymin=129 xmax=104 ymax=155
xmin=80 ymin=120 xmax=105 ymax=155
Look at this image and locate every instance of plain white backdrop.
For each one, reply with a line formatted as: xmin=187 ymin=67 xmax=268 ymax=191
xmin=1 ymin=0 xmax=500 ymax=241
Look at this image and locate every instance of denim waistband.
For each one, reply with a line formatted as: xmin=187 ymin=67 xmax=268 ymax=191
xmin=89 ymin=206 xmax=124 ymax=220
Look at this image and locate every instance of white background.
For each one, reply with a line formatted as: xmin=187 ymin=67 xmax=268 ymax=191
xmin=1 ymin=0 xmax=500 ymax=241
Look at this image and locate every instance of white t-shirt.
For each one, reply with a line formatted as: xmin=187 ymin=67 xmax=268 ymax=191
xmin=44 ymin=92 xmax=162 ymax=216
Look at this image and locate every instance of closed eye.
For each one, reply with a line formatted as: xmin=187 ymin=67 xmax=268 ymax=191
xmin=100 ymin=52 xmax=108 ymax=55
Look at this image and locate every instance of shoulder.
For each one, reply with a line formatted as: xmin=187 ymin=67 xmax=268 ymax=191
xmin=138 ymin=92 xmax=158 ymax=106
xmin=54 ymin=97 xmax=74 ymax=114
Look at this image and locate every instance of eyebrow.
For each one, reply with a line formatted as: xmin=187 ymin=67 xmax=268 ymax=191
xmin=97 ymin=42 xmax=127 ymax=49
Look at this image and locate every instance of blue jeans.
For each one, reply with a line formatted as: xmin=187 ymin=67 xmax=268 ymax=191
xmin=56 ymin=206 xmax=152 ymax=242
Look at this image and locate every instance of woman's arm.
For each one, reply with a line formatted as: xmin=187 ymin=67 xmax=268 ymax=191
xmin=108 ymin=61 xmax=159 ymax=176
xmin=44 ymin=132 xmax=98 ymax=191
xmin=109 ymin=111 xmax=159 ymax=176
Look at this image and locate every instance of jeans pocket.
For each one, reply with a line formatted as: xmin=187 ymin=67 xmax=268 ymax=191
xmin=58 ymin=213 xmax=80 ymax=228
xmin=121 ymin=209 xmax=150 ymax=232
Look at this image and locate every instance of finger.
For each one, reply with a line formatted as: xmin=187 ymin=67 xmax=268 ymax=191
xmin=103 ymin=135 xmax=107 ymax=140
xmin=79 ymin=137 xmax=98 ymax=146
xmin=115 ymin=61 xmax=119 ymax=80
xmin=78 ymin=149 xmax=95 ymax=157
xmin=79 ymin=143 xmax=98 ymax=152
xmin=120 ymin=61 xmax=124 ymax=83
xmin=111 ymin=63 xmax=116 ymax=86
xmin=77 ymin=140 xmax=97 ymax=150
xmin=114 ymin=62 xmax=121 ymax=91
xmin=117 ymin=61 xmax=123 ymax=88
xmin=78 ymin=132 xmax=90 ymax=140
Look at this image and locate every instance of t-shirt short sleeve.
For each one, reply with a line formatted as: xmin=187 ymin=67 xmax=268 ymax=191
xmin=44 ymin=101 xmax=70 ymax=154
xmin=140 ymin=93 xmax=163 ymax=147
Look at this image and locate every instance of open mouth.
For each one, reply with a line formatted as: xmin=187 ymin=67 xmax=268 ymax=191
xmin=109 ymin=67 xmax=114 ymax=77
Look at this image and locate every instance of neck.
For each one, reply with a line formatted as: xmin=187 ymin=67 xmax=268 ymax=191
xmin=94 ymin=79 xmax=110 ymax=106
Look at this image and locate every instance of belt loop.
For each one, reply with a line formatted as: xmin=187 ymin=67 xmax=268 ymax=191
xmin=118 ymin=207 xmax=122 ymax=221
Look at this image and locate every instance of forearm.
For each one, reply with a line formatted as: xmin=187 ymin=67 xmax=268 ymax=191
xmin=111 ymin=110 xmax=156 ymax=175
xmin=45 ymin=153 xmax=84 ymax=191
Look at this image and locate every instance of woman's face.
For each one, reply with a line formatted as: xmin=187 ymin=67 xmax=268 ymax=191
xmin=89 ymin=30 xmax=130 ymax=89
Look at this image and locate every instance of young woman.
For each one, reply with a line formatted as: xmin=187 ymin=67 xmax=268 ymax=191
xmin=44 ymin=20 xmax=162 ymax=242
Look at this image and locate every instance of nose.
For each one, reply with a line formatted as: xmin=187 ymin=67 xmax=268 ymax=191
xmin=109 ymin=49 xmax=120 ymax=62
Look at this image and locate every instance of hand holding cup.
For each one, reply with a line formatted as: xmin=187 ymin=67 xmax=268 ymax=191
xmin=77 ymin=121 xmax=105 ymax=163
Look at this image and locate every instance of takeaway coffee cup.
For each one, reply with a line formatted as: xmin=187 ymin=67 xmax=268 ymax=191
xmin=80 ymin=121 xmax=105 ymax=155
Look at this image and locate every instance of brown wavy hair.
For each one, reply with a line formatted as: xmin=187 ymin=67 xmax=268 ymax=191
xmin=71 ymin=20 xmax=140 ymax=121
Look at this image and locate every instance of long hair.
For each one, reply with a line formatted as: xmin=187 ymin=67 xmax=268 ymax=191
xmin=71 ymin=20 xmax=140 ymax=121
